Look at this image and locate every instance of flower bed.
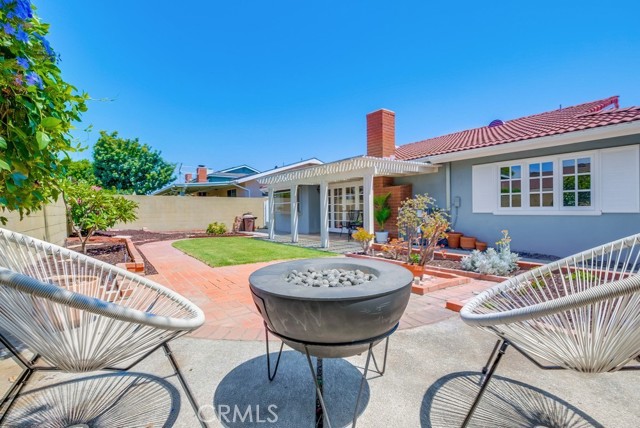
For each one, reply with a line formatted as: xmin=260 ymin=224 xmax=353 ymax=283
xmin=346 ymin=253 xmax=472 ymax=295
xmin=358 ymin=243 xmax=543 ymax=283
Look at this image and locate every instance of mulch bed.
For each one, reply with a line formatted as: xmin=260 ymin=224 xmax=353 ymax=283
xmin=67 ymin=230 xmax=246 ymax=275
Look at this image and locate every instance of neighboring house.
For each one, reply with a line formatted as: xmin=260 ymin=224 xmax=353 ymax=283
xmin=152 ymin=159 xmax=323 ymax=198
xmin=260 ymin=96 xmax=640 ymax=257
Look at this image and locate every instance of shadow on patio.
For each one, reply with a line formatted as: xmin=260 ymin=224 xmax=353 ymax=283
xmin=211 ymin=350 xmax=370 ymax=427
xmin=421 ymin=371 xmax=603 ymax=428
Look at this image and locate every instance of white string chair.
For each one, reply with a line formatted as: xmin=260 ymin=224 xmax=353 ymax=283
xmin=0 ymin=228 xmax=206 ymax=426
xmin=459 ymin=233 xmax=640 ymax=427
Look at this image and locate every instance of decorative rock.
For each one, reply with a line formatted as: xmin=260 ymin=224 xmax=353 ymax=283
xmin=286 ymin=268 xmax=377 ymax=287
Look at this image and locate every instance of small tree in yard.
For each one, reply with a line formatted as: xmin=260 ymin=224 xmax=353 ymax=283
xmin=63 ymin=181 xmax=138 ymax=253
xmin=397 ymin=194 xmax=450 ymax=266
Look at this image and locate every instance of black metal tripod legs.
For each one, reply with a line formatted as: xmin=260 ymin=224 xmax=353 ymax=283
xmin=461 ymin=339 xmax=510 ymax=428
xmin=263 ymin=326 xmax=390 ymax=428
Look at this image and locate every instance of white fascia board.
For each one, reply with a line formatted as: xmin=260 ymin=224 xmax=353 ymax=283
xmin=237 ymin=159 xmax=324 ymax=183
xmin=414 ymin=121 xmax=640 ymax=164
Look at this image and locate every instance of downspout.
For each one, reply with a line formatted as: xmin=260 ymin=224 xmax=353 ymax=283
xmin=446 ymin=162 xmax=459 ymax=229
xmin=445 ymin=162 xmax=451 ymax=211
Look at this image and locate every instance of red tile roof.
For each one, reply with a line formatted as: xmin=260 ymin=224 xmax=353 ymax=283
xmin=395 ymin=96 xmax=640 ymax=160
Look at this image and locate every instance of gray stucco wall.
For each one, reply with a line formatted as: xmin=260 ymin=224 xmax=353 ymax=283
xmin=402 ymin=134 xmax=640 ymax=257
xmin=395 ymin=168 xmax=448 ymax=209
xmin=274 ymin=185 xmax=320 ymax=235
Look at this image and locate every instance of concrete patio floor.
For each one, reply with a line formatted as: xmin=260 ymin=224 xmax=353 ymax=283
xmin=2 ymin=238 xmax=638 ymax=426
xmin=4 ymin=317 xmax=638 ymax=427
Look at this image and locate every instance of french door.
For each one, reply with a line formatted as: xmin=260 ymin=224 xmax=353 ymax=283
xmin=328 ymin=182 xmax=364 ymax=232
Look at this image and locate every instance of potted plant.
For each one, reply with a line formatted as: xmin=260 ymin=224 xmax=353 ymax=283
xmin=373 ymin=193 xmax=392 ymax=243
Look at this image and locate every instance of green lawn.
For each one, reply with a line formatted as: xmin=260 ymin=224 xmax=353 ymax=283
xmin=172 ymin=237 xmax=337 ymax=267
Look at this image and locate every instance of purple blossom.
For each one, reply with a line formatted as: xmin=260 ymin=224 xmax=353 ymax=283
xmin=1 ymin=0 xmax=32 ymax=20
xmin=15 ymin=25 xmax=28 ymax=43
xmin=15 ymin=57 xmax=28 ymax=69
xmin=25 ymin=71 xmax=42 ymax=89
xmin=2 ymin=23 xmax=15 ymax=35
xmin=14 ymin=0 xmax=32 ymax=20
xmin=35 ymin=34 xmax=56 ymax=62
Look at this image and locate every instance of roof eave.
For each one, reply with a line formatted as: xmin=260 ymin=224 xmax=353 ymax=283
xmin=411 ymin=120 xmax=640 ymax=164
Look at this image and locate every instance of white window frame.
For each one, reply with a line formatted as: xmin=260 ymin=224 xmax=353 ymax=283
xmin=493 ymin=149 xmax=600 ymax=216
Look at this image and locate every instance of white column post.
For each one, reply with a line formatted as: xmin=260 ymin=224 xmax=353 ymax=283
xmin=320 ymin=181 xmax=329 ymax=248
xmin=290 ymin=184 xmax=299 ymax=243
xmin=363 ymin=172 xmax=374 ymax=234
xmin=268 ymin=187 xmax=275 ymax=240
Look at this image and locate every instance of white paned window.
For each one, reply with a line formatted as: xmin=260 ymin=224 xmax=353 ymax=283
xmin=561 ymin=157 xmax=592 ymax=207
xmin=497 ymin=155 xmax=594 ymax=212
xmin=474 ymin=146 xmax=640 ymax=215
xmin=529 ymin=161 xmax=554 ymax=207
xmin=499 ymin=165 xmax=522 ymax=208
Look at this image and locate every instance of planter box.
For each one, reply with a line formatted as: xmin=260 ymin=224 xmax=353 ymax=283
xmin=345 ymin=253 xmax=471 ymax=295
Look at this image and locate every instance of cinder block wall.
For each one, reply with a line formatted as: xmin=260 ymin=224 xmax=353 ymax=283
xmin=2 ymin=198 xmax=68 ymax=246
xmin=113 ymin=195 xmax=266 ymax=232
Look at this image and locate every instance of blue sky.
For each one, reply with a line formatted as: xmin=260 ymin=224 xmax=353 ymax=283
xmin=38 ymin=1 xmax=639 ymax=179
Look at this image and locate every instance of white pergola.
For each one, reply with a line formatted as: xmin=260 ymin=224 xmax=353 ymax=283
xmin=259 ymin=156 xmax=438 ymax=248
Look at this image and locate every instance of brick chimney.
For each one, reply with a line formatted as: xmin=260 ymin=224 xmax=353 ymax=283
xmin=367 ymin=109 xmax=395 ymax=158
xmin=196 ymin=165 xmax=208 ymax=183
xmin=184 ymin=173 xmax=193 ymax=183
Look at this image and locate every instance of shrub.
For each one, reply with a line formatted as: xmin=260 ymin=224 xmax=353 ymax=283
xmin=397 ymin=194 xmax=450 ymax=266
xmin=206 ymin=222 xmax=227 ymax=235
xmin=351 ymin=227 xmax=374 ymax=254
xmin=408 ymin=253 xmax=420 ymax=265
xmin=461 ymin=230 xmax=519 ymax=276
xmin=381 ymin=238 xmax=406 ymax=260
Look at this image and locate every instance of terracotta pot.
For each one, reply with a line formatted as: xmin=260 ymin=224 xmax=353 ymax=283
xmin=403 ymin=263 xmax=424 ymax=278
xmin=447 ymin=232 xmax=463 ymax=249
xmin=475 ymin=241 xmax=488 ymax=251
xmin=460 ymin=236 xmax=477 ymax=250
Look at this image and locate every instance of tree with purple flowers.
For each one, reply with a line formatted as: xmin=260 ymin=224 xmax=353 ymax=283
xmin=0 ymin=0 xmax=88 ymax=224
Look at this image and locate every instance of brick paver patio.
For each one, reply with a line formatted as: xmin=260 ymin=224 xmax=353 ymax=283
xmin=139 ymin=239 xmax=495 ymax=341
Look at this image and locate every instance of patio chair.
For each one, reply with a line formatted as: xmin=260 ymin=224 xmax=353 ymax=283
xmin=459 ymin=233 xmax=640 ymax=427
xmin=0 ymin=228 xmax=206 ymax=426
xmin=339 ymin=210 xmax=364 ymax=241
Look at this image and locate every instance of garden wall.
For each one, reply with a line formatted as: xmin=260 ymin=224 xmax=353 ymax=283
xmin=3 ymin=198 xmax=68 ymax=246
xmin=113 ymin=195 xmax=266 ymax=232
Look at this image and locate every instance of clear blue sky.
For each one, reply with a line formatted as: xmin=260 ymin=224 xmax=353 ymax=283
xmin=37 ymin=1 xmax=639 ymax=179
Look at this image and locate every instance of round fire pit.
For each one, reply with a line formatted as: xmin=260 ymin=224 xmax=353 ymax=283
xmin=249 ymin=258 xmax=413 ymax=358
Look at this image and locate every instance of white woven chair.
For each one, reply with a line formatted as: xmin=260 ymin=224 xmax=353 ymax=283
xmin=460 ymin=233 xmax=640 ymax=427
xmin=0 ymin=228 xmax=206 ymax=426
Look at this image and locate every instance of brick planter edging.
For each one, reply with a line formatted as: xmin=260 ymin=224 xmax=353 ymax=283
xmin=115 ymin=237 xmax=145 ymax=274
xmin=368 ymin=244 xmax=544 ymax=282
xmin=345 ymin=253 xmax=472 ymax=295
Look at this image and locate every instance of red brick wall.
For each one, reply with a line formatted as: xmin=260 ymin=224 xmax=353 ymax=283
xmin=366 ymin=109 xmax=395 ymax=158
xmin=196 ymin=166 xmax=207 ymax=183
xmin=374 ymin=176 xmax=412 ymax=238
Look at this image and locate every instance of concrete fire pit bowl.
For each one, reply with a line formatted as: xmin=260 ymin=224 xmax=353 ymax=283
xmin=249 ymin=258 xmax=413 ymax=358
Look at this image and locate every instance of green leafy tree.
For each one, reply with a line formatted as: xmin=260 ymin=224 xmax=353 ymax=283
xmin=0 ymin=0 xmax=88 ymax=224
xmin=93 ymin=131 xmax=175 ymax=194
xmin=67 ymin=159 xmax=96 ymax=183
xmin=63 ymin=181 xmax=138 ymax=253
